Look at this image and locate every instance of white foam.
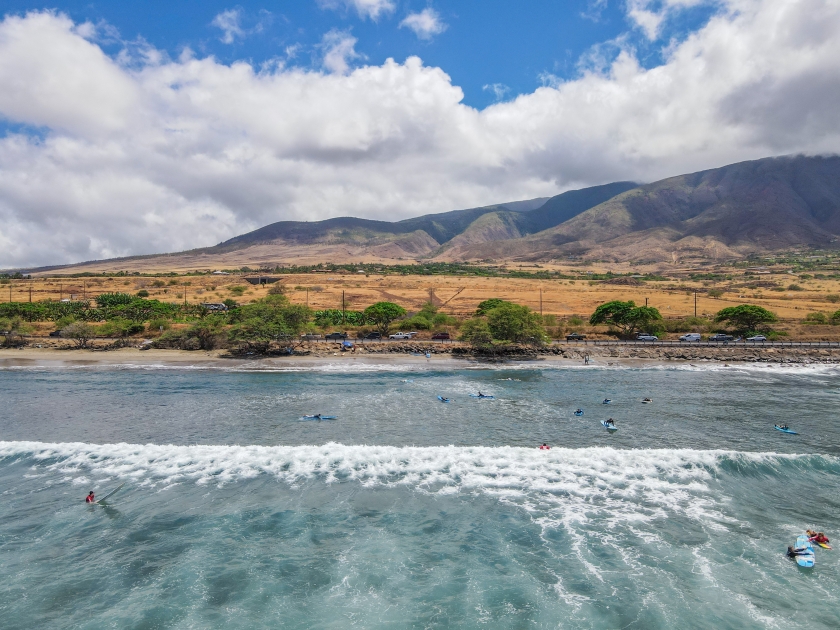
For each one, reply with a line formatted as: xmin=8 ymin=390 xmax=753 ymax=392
xmin=1 ymin=441 xmax=829 ymax=535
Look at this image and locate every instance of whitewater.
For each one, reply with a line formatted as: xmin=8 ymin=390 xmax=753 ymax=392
xmin=0 ymin=362 xmax=838 ymax=628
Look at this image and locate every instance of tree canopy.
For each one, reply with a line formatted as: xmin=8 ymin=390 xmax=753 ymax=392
xmin=475 ymin=298 xmax=510 ymax=316
xmin=589 ymin=300 xmax=662 ymax=336
xmin=363 ymin=301 xmax=407 ymax=336
xmin=714 ymin=305 xmax=777 ymax=332
xmin=461 ymin=302 xmax=546 ymax=348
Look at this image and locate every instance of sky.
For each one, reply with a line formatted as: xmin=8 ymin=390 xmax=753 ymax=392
xmin=1 ymin=1 xmax=839 ymax=268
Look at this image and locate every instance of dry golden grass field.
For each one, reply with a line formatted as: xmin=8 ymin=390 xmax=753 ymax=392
xmin=5 ymin=266 xmax=840 ymax=339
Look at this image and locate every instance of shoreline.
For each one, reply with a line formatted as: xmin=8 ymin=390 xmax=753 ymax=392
xmin=2 ymin=345 xmax=840 ymax=369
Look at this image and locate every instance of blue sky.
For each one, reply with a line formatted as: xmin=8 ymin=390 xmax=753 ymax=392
xmin=1 ymin=1 xmax=717 ymax=109
xmin=1 ymin=1 xmax=840 ymax=267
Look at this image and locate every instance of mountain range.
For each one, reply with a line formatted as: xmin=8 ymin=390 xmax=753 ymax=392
xmin=26 ymin=154 xmax=840 ymax=272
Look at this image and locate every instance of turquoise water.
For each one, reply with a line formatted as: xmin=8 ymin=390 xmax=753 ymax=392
xmin=1 ymin=361 xmax=839 ymax=628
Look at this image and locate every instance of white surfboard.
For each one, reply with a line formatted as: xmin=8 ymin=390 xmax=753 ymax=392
xmin=95 ymin=482 xmax=125 ymax=504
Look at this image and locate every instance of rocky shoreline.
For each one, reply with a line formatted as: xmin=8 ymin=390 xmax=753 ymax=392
xmin=294 ymin=341 xmax=840 ymax=363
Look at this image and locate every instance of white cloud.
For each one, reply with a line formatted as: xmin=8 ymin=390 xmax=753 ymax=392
xmin=318 ymin=0 xmax=396 ymax=21
xmin=483 ymin=83 xmax=510 ymax=101
xmin=212 ymin=8 xmax=245 ymax=44
xmin=320 ymin=29 xmax=361 ymax=74
xmin=1 ymin=2 xmax=840 ymax=267
xmin=399 ymin=8 xmax=447 ymax=40
xmin=626 ymin=0 xmax=713 ymax=39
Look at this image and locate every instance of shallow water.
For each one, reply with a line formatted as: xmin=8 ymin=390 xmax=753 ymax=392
xmin=0 ymin=361 xmax=838 ymax=628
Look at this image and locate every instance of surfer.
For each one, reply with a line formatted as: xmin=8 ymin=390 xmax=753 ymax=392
xmin=85 ymin=491 xmax=95 ymax=503
xmin=478 ymin=391 xmax=484 ymax=397
xmin=808 ymin=532 xmax=830 ymax=545
xmin=605 ymin=418 xmax=616 ymax=427
xmin=787 ymin=546 xmax=810 ymax=558
xmin=539 ymin=443 xmax=550 ymax=450
xmin=780 ymin=424 xmax=789 ymax=430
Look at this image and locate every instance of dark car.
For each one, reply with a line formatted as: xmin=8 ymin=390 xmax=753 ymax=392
xmin=49 ymin=330 xmax=63 ymax=337
xmin=363 ymin=332 xmax=382 ymax=340
xmin=709 ymin=333 xmax=734 ymax=342
xmin=325 ymin=332 xmax=348 ymax=340
xmin=565 ymin=333 xmax=586 ymax=341
xmin=431 ymin=332 xmax=451 ymax=340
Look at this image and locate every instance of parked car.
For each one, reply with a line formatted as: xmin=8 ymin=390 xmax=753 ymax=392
xmin=709 ymin=333 xmax=734 ymax=342
xmin=431 ymin=332 xmax=451 ymax=340
xmin=300 ymin=333 xmax=322 ymax=341
xmin=49 ymin=330 xmax=63 ymax=337
xmin=636 ymin=334 xmax=659 ymax=341
xmin=363 ymin=332 xmax=382 ymax=340
xmin=404 ymin=331 xmax=419 ymax=338
xmin=746 ymin=335 xmax=767 ymax=342
xmin=566 ymin=333 xmax=586 ymax=341
xmin=325 ymin=332 xmax=348 ymax=340
xmin=388 ymin=332 xmax=412 ymax=340
xmin=679 ymin=333 xmax=702 ymax=342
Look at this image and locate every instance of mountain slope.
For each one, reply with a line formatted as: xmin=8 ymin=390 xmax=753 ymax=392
xmin=450 ymin=155 xmax=840 ymax=262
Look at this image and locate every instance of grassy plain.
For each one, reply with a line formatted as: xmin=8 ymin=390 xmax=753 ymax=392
xmin=5 ymin=263 xmax=840 ymax=339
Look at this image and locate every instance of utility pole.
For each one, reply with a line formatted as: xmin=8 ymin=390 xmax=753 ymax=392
xmin=83 ymin=281 xmax=86 ymax=302
xmin=539 ymin=287 xmax=543 ymax=318
xmin=59 ymin=283 xmax=62 ymax=301
xmin=694 ymin=291 xmax=697 ymax=318
xmin=306 ymin=288 xmax=309 ymax=308
xmin=29 ymin=282 xmax=32 ymax=303
xmin=342 ymin=290 xmax=345 ymax=324
xmin=429 ymin=287 xmax=434 ymax=305
xmin=184 ymin=283 xmax=188 ymax=306
xmin=645 ymin=297 xmax=648 ymax=307
xmin=8 ymin=283 xmax=10 ymax=303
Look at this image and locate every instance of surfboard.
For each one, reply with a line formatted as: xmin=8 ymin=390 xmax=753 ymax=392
xmin=437 ymin=395 xmax=450 ymax=403
xmin=816 ymin=541 xmax=832 ymax=550
xmin=469 ymin=394 xmax=494 ymax=399
xmin=95 ymin=482 xmax=125 ymax=504
xmin=794 ymin=534 xmax=815 ymax=568
xmin=601 ymin=420 xmax=618 ymax=432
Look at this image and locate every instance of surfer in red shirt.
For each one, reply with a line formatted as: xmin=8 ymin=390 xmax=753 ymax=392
xmin=85 ymin=491 xmax=95 ymax=503
xmin=539 ymin=443 xmax=550 ymax=450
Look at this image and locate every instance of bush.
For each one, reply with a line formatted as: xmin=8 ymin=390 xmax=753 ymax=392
xmin=148 ymin=318 xmax=171 ymax=333
xmin=100 ymin=318 xmax=145 ymax=337
xmin=229 ymin=285 xmax=246 ymax=296
xmin=136 ymin=290 xmax=149 ymax=298
xmin=61 ymin=321 xmax=96 ymax=348
xmin=788 ymin=284 xmax=804 ymax=291
xmin=707 ymin=289 xmax=724 ymax=298
xmin=267 ymin=283 xmax=285 ymax=295
xmin=826 ymin=294 xmax=840 ymax=303
xmin=95 ymin=292 xmax=134 ymax=308
xmin=804 ymin=312 xmax=828 ymax=325
xmin=151 ymin=280 xmax=166 ymax=288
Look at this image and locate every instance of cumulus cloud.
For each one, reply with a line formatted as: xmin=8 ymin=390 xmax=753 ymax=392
xmin=399 ymin=8 xmax=447 ymax=40
xmin=319 ymin=0 xmax=395 ymax=21
xmin=1 ymin=2 xmax=840 ymax=267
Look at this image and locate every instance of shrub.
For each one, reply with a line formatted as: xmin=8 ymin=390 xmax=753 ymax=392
xmin=61 ymin=321 xmax=96 ymax=348
xmin=151 ymin=280 xmax=166 ymax=288
xmin=267 ymin=283 xmax=285 ymax=295
xmin=100 ymin=318 xmax=144 ymax=338
xmin=707 ymin=289 xmax=724 ymax=298
xmin=804 ymin=312 xmax=828 ymax=325
xmin=826 ymin=294 xmax=840 ymax=303
xmin=567 ymin=316 xmax=584 ymax=327
xmin=787 ymin=284 xmax=803 ymax=291
xmin=95 ymin=292 xmax=134 ymax=308
xmin=229 ymin=285 xmax=246 ymax=296
xmin=136 ymin=290 xmax=149 ymax=298
xmin=148 ymin=318 xmax=171 ymax=333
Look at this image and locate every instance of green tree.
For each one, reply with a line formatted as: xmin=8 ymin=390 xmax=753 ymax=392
xmin=486 ymin=303 xmax=547 ymax=345
xmin=363 ymin=302 xmax=407 ymax=336
xmin=61 ymin=321 xmax=96 ymax=348
xmin=459 ymin=318 xmax=494 ymax=348
xmin=475 ymin=298 xmax=510 ymax=316
xmin=589 ymin=301 xmax=662 ymax=337
xmin=714 ymin=305 xmax=777 ymax=332
xmin=95 ymin=292 xmax=134 ymax=308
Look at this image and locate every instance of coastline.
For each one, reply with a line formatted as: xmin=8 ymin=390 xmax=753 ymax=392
xmin=2 ymin=343 xmax=840 ymax=369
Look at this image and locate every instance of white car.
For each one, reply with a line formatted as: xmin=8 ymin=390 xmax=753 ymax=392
xmin=636 ymin=334 xmax=658 ymax=341
xmin=404 ymin=331 xmax=419 ymax=338
xmin=679 ymin=333 xmax=701 ymax=342
xmin=389 ymin=332 xmax=412 ymax=340
xmin=746 ymin=335 xmax=767 ymax=342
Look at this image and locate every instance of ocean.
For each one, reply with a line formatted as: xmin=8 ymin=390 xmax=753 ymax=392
xmin=0 ymin=360 xmax=838 ymax=628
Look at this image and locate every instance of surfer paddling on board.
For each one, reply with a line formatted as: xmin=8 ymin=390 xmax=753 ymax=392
xmin=85 ymin=491 xmax=95 ymax=503
xmin=787 ymin=546 xmax=811 ymax=558
xmin=808 ymin=531 xmax=830 ymax=545
xmin=539 ymin=443 xmax=550 ymax=450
